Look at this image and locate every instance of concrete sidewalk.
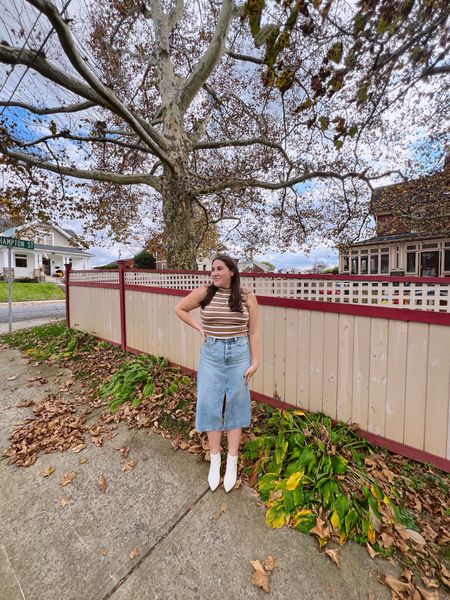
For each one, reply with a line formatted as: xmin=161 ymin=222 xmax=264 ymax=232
xmin=0 ymin=347 xmax=402 ymax=600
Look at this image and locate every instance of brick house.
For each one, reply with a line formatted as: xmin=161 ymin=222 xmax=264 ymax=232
xmin=339 ymin=158 xmax=450 ymax=277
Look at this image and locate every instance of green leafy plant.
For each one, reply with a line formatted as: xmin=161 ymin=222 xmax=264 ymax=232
xmin=244 ymin=409 xmax=398 ymax=547
xmin=99 ymin=354 xmax=189 ymax=412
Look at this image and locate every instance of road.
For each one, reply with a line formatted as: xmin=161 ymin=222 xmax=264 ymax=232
xmin=0 ymin=300 xmax=65 ymax=323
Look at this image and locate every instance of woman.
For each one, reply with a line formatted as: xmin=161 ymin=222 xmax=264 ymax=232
xmin=175 ymin=255 xmax=260 ymax=492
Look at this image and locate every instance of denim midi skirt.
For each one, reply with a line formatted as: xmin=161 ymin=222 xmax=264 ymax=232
xmin=196 ymin=336 xmax=251 ymax=432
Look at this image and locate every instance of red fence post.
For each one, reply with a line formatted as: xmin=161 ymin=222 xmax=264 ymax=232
xmin=117 ymin=260 xmax=127 ymax=351
xmin=64 ymin=262 xmax=72 ymax=328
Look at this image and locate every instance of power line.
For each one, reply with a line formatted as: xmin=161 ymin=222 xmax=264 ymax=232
xmin=0 ymin=7 xmax=42 ymax=97
xmin=0 ymin=0 xmax=73 ymax=117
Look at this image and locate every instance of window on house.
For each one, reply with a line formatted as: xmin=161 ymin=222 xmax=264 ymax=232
xmin=342 ymin=255 xmax=349 ymax=271
xmin=351 ymin=257 xmax=358 ymax=274
xmin=360 ymin=256 xmax=368 ymax=274
xmin=406 ymin=252 xmax=416 ymax=273
xmin=380 ymin=253 xmax=389 ymax=274
xmin=370 ymin=255 xmax=378 ymax=274
xmin=15 ymin=254 xmax=28 ymax=267
xmin=444 ymin=250 xmax=450 ymax=272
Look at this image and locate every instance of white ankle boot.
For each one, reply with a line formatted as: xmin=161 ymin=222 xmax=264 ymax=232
xmin=223 ymin=453 xmax=238 ymax=493
xmin=208 ymin=452 xmax=221 ymax=491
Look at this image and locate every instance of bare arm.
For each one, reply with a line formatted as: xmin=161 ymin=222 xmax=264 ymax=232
xmin=175 ymin=286 xmax=208 ymax=340
xmin=244 ymin=292 xmax=260 ymax=383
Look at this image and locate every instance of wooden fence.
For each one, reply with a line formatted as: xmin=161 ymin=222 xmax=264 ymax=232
xmin=66 ymin=264 xmax=450 ymax=472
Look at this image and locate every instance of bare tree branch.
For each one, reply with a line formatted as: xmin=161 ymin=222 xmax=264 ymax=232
xmin=195 ymin=169 xmax=405 ymax=194
xmin=4 ymin=148 xmax=161 ymax=189
xmin=0 ymin=100 xmax=96 ymax=114
xmin=179 ymin=0 xmax=235 ymax=114
xmin=11 ymin=130 xmax=155 ymax=154
xmin=194 ymin=137 xmax=293 ymax=167
xmin=26 ymin=0 xmax=172 ymax=165
xmin=225 ymin=50 xmax=264 ymax=65
xmin=168 ymin=0 xmax=185 ymax=32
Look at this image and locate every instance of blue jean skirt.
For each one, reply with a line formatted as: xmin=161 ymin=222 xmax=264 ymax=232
xmin=196 ymin=336 xmax=251 ymax=432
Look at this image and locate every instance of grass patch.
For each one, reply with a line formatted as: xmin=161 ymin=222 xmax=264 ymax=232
xmin=0 ymin=320 xmax=97 ymax=361
xmin=0 ymin=282 xmax=65 ymax=302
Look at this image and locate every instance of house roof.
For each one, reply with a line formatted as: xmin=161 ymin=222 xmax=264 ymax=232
xmin=351 ymin=231 xmax=449 ymax=247
xmin=34 ymin=243 xmax=94 ymax=256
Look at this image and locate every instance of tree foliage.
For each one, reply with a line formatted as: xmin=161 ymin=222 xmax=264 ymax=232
xmin=0 ymin=0 xmax=448 ymax=268
xmin=133 ymin=249 xmax=156 ymax=269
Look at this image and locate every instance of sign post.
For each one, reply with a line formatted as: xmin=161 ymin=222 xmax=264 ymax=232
xmin=0 ymin=237 xmax=35 ymax=333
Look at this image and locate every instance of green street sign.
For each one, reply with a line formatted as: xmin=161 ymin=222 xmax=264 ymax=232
xmin=0 ymin=236 xmax=34 ymax=250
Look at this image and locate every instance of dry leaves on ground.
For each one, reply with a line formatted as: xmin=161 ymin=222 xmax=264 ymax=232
xmin=250 ymin=555 xmax=277 ymax=593
xmin=97 ymin=474 xmax=107 ymax=493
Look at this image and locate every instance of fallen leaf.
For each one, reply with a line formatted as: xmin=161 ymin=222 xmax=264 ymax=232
xmin=369 ymin=506 xmax=381 ymax=532
xmin=324 ymin=548 xmax=340 ymax=567
xmin=396 ymin=526 xmax=426 ymax=546
xmin=212 ymin=503 xmax=228 ymax=520
xmin=72 ymin=443 xmax=86 ymax=453
xmin=310 ymin=516 xmax=330 ymax=548
xmin=100 ymin=547 xmax=108 ymax=556
xmin=420 ymin=577 xmax=439 ymax=589
xmin=380 ymin=532 xmax=395 ymax=549
xmin=7 ymin=375 xmax=17 ymax=381
xmin=79 ymin=457 xmax=87 ymax=464
xmin=117 ymin=446 xmax=130 ymax=458
xmin=16 ymin=399 xmax=34 ymax=407
xmin=60 ymin=472 xmax=76 ymax=486
xmin=250 ymin=570 xmax=270 ymax=593
xmin=97 ymin=474 xmax=107 ymax=493
xmin=422 ymin=524 xmax=438 ymax=541
xmin=122 ymin=459 xmax=137 ymax=472
xmin=384 ymin=575 xmax=414 ymax=594
xmin=41 ymin=465 xmax=55 ymax=477
xmin=441 ymin=564 xmax=450 ymax=579
xmin=60 ymin=497 xmax=69 ymax=508
xmin=129 ymin=547 xmax=139 ymax=560
xmin=250 ymin=560 xmax=266 ymax=575
xmin=263 ymin=555 xmax=277 ymax=573
xmin=400 ymin=568 xmax=413 ymax=583
xmin=417 ymin=587 xmax=439 ymax=600
xmin=366 ymin=543 xmax=379 ymax=559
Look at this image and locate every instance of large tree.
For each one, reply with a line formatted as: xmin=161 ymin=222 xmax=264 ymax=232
xmin=0 ymin=0 xmax=448 ymax=268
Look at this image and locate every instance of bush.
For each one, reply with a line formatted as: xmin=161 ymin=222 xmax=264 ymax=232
xmin=94 ymin=262 xmax=119 ymax=269
xmin=15 ymin=277 xmax=35 ymax=283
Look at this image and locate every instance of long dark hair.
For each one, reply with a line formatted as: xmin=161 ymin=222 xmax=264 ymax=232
xmin=200 ymin=254 xmax=244 ymax=312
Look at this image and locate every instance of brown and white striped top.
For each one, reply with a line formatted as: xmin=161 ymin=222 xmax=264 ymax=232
xmin=200 ymin=288 xmax=249 ymax=339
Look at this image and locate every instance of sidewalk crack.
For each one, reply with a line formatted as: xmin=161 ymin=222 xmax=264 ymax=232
xmin=97 ymin=487 xmax=210 ymax=600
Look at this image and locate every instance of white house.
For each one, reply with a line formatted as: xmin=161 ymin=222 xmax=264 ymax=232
xmin=0 ymin=220 xmax=93 ymax=280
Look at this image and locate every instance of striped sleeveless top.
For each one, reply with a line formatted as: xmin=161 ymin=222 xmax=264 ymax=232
xmin=200 ymin=288 xmax=249 ymax=339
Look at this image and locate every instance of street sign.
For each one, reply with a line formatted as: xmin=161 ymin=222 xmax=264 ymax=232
xmin=0 ymin=236 xmax=34 ymax=250
xmin=0 ymin=236 xmax=34 ymax=333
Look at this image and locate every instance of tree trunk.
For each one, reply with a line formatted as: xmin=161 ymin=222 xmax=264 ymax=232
xmin=162 ymin=178 xmax=198 ymax=270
